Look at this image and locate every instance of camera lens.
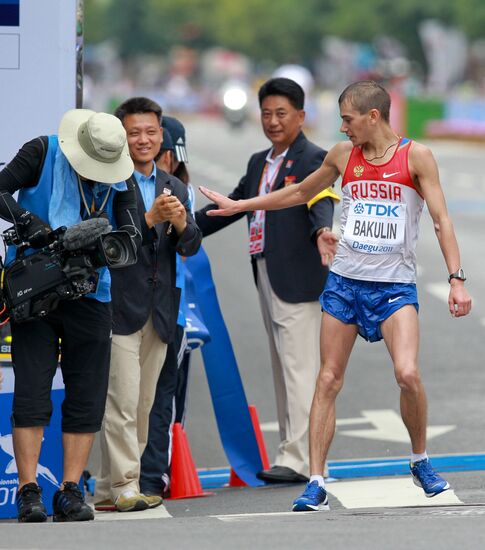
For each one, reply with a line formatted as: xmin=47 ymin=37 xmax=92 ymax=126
xmin=102 ymin=234 xmax=128 ymax=265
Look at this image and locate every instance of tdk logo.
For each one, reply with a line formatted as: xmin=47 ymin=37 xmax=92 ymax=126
xmin=355 ymin=202 xmax=400 ymax=217
xmin=353 ymin=202 xmax=364 ymax=214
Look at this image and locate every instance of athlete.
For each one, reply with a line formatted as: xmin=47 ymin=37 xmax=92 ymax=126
xmin=200 ymin=80 xmax=472 ymax=511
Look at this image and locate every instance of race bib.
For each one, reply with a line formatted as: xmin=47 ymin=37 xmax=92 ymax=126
xmin=344 ymin=200 xmax=406 ymax=254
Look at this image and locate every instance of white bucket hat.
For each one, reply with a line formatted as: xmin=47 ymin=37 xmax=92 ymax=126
xmin=58 ymin=109 xmax=134 ymax=184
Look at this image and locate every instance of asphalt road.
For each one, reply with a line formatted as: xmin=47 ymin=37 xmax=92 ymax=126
xmin=2 ymin=114 xmax=485 ymax=549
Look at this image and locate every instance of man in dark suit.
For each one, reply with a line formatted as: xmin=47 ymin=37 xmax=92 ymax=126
xmin=196 ymin=78 xmax=339 ymax=483
xmin=94 ymin=97 xmax=201 ymax=512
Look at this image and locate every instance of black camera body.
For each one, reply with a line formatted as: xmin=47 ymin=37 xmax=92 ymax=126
xmin=1 ymin=219 xmax=137 ymax=323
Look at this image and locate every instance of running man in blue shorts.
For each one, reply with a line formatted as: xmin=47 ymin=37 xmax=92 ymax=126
xmin=200 ymin=80 xmax=472 ymax=511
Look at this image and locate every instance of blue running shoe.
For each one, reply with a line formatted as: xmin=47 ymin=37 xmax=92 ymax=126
xmin=292 ymin=481 xmax=329 ymax=512
xmin=410 ymin=459 xmax=450 ymax=497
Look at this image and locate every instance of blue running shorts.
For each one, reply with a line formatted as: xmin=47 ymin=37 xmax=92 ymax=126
xmin=320 ymin=272 xmax=419 ymax=342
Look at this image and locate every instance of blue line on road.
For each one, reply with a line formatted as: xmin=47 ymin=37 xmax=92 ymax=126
xmin=198 ymin=453 xmax=485 ymax=489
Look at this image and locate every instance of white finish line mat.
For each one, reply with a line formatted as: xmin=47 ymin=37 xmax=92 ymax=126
xmin=326 ymin=477 xmax=462 ymax=509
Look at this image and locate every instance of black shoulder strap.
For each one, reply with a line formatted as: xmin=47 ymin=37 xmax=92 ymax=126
xmin=35 ymin=136 xmax=49 ymax=182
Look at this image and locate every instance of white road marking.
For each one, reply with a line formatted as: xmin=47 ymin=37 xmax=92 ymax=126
xmin=337 ymin=410 xmax=455 ymax=443
xmin=263 ymin=410 xmax=455 ymax=442
xmin=260 ymin=421 xmax=279 ymax=432
xmin=326 ymin=477 xmax=462 ymax=509
xmin=426 ymin=282 xmax=478 ymax=309
xmin=212 ymin=511 xmax=309 ymax=522
xmin=212 ymin=477 xmax=463 ymax=520
xmin=425 ymin=282 xmax=450 ymax=304
xmin=93 ymin=505 xmax=172 ymax=521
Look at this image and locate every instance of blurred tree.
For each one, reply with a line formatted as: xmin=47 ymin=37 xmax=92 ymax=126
xmin=207 ymin=0 xmax=326 ymax=66
xmin=83 ymin=0 xmax=485 ymax=72
xmin=84 ymin=0 xmax=110 ymax=44
xmin=454 ymin=0 xmax=485 ymax=39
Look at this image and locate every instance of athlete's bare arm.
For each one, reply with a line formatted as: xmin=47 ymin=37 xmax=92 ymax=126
xmin=199 ymin=142 xmax=351 ymax=216
xmin=409 ymin=142 xmax=472 ymax=317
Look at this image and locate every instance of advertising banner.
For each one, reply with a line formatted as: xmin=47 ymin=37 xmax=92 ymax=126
xmin=0 ymin=368 xmax=64 ymax=519
xmin=0 ymin=0 xmax=78 ymax=519
xmin=0 ymin=0 xmax=79 ymax=354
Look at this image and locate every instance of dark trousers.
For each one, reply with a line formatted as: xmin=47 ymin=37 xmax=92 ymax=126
xmin=174 ymin=348 xmax=191 ymax=425
xmin=10 ymin=298 xmax=112 ymax=432
xmin=140 ymin=325 xmax=184 ymax=494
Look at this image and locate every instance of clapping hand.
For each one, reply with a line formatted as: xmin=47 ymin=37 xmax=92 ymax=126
xmin=146 ymin=194 xmax=187 ymax=233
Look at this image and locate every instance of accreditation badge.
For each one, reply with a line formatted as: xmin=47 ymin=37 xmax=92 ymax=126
xmin=249 ymin=211 xmax=265 ymax=256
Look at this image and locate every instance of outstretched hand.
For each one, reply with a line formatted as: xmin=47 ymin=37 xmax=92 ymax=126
xmin=316 ymin=229 xmax=339 ymax=266
xmin=199 ymin=186 xmax=241 ymax=216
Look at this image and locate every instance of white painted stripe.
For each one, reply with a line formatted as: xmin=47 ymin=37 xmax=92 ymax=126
xmin=212 ymin=511 xmax=310 ymax=522
xmin=260 ymin=421 xmax=279 ymax=432
xmin=335 ymin=417 xmax=370 ymax=426
xmin=93 ymin=505 xmax=172 ymax=521
xmin=426 ymin=282 xmax=477 ymax=310
xmin=425 ymin=282 xmax=450 ymax=304
xmin=326 ymin=477 xmax=462 ymax=509
xmin=264 ymin=410 xmax=454 ymax=441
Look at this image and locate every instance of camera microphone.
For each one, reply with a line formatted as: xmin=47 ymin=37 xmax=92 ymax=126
xmin=62 ymin=218 xmax=112 ymax=251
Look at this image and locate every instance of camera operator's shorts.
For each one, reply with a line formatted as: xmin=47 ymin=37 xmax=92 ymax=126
xmin=10 ymin=298 xmax=112 ymax=432
xmin=320 ymin=272 xmax=419 ymax=342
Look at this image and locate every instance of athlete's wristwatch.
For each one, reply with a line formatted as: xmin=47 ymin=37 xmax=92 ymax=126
xmin=448 ymin=268 xmax=466 ymax=284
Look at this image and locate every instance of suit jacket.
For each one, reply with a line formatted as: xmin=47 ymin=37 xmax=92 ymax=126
xmin=196 ymin=131 xmax=334 ymax=303
xmin=111 ymin=169 xmax=202 ymax=343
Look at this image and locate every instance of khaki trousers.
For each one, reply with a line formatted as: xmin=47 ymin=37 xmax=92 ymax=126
xmin=95 ymin=316 xmax=168 ymax=502
xmin=256 ymin=259 xmax=321 ymax=477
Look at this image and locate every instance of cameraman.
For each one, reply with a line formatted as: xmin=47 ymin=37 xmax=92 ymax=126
xmin=0 ymin=110 xmax=142 ymax=522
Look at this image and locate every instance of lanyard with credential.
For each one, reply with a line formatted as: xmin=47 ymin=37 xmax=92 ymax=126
xmin=257 ymin=157 xmax=284 ymax=197
xmin=77 ymin=174 xmax=111 ymax=218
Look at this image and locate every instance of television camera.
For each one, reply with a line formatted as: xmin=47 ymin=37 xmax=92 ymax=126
xmin=0 ymin=216 xmax=137 ymax=323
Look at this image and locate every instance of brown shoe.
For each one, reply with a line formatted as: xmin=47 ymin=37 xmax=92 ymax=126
xmin=142 ymin=494 xmax=163 ymax=509
xmin=115 ymin=492 xmax=149 ymax=512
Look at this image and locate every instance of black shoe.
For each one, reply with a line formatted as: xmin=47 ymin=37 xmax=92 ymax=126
xmin=53 ymin=481 xmax=94 ymax=522
xmin=256 ymin=466 xmax=309 ymax=484
xmin=16 ymin=483 xmax=48 ymax=523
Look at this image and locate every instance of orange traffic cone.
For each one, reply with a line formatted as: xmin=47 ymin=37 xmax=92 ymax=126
xmin=229 ymin=404 xmax=270 ymax=487
xmin=167 ymin=423 xmax=212 ymax=499
xmin=249 ymin=404 xmax=271 ymax=471
xmin=228 ymin=468 xmax=246 ymax=487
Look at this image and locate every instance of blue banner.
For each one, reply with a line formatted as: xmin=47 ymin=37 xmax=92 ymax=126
xmin=0 ymin=368 xmax=64 ymax=519
xmin=0 ymin=0 xmax=19 ymax=26
xmin=186 ymin=247 xmax=264 ymax=487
